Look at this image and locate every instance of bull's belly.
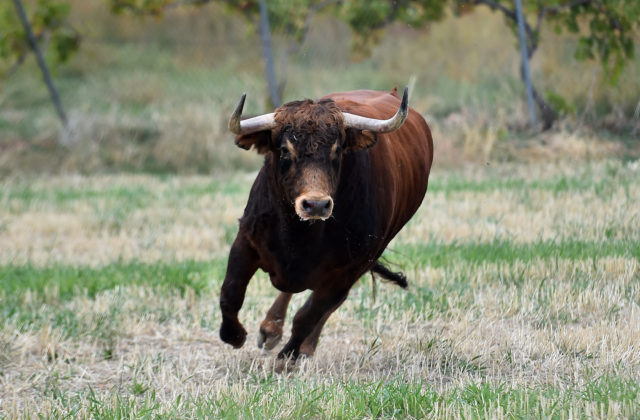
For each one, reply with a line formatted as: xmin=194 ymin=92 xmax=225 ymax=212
xmin=267 ymin=271 xmax=309 ymax=293
xmin=257 ymin=244 xmax=385 ymax=294
xmin=245 ymin=208 xmax=416 ymax=294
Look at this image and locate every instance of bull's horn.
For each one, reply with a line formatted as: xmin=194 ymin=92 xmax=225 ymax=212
xmin=342 ymin=86 xmax=409 ymax=133
xmin=228 ymin=93 xmax=276 ymax=135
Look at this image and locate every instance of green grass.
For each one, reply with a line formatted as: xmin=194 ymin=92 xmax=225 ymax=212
xmin=391 ymin=238 xmax=640 ymax=269
xmin=0 ymin=260 xmax=223 ymax=299
xmin=0 ymin=261 xmax=226 ymax=339
xmin=0 ymin=178 xmax=250 ymax=207
xmin=1 ymin=236 xmax=634 ymax=300
xmin=429 ymin=171 xmax=633 ymax=197
xmin=1 ymin=161 xmax=638 ymax=418
xmin=2 ymin=160 xmax=635 ymax=212
xmin=2 ymin=235 xmax=637 ymax=338
xmin=24 ymin=376 xmax=640 ymax=419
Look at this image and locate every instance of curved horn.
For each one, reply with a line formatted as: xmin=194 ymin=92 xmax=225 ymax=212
xmin=342 ymin=86 xmax=409 ymax=133
xmin=228 ymin=93 xmax=276 ymax=135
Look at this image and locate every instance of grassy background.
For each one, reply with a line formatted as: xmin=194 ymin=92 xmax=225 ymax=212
xmin=1 ymin=2 xmax=639 ymax=175
xmin=1 ymin=160 xmax=639 ymax=418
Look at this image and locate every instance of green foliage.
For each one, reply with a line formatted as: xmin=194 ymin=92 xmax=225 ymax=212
xmin=546 ymin=90 xmax=576 ymax=117
xmin=340 ymin=0 xmax=638 ymax=84
xmin=109 ymin=0 xmax=180 ymax=16
xmin=336 ymin=0 xmax=447 ymax=58
xmin=0 ymin=0 xmax=80 ymax=74
xmin=338 ymin=0 xmax=446 ymax=33
xmin=456 ymin=0 xmax=639 ymax=84
xmin=329 ymin=0 xmax=638 ymax=124
xmin=108 ymin=0 xmax=324 ymax=42
xmin=102 ymin=0 xmax=638 ymax=123
xmin=534 ymin=0 xmax=639 ymax=83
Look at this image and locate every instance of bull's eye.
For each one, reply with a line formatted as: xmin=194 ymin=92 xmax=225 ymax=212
xmin=280 ymin=146 xmax=291 ymax=160
xmin=332 ymin=145 xmax=342 ymax=159
xmin=279 ymin=146 xmax=292 ymax=173
xmin=330 ymin=142 xmax=342 ymax=166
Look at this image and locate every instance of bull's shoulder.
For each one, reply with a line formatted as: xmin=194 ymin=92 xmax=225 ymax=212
xmin=238 ymin=168 xmax=276 ymax=232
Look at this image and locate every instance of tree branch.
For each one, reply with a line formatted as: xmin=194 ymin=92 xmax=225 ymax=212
xmin=279 ymin=0 xmax=340 ymax=101
xmin=8 ymin=50 xmax=30 ymax=77
xmin=535 ymin=0 xmax=544 ymax=39
xmin=162 ymin=0 xmax=212 ymax=11
xmin=12 ymin=0 xmax=68 ymax=128
xmin=369 ymin=0 xmax=410 ymax=30
xmin=473 ymin=0 xmax=516 ymax=20
xmin=110 ymin=0 xmax=213 ymax=16
xmin=285 ymin=0 xmax=339 ymax=55
xmin=594 ymin=1 xmax=624 ymax=32
xmin=540 ymin=0 xmax=592 ymax=16
xmin=472 ymin=0 xmax=537 ymax=56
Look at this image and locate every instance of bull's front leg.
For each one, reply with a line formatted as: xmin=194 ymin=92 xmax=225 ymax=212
xmin=219 ymin=234 xmax=259 ymax=348
xmin=277 ymin=287 xmax=350 ymax=360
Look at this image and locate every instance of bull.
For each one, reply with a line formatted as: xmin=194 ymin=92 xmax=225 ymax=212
xmin=219 ymin=87 xmax=433 ymax=360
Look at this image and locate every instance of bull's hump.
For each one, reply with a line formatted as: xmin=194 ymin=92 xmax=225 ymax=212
xmin=323 ymin=90 xmax=402 ymax=120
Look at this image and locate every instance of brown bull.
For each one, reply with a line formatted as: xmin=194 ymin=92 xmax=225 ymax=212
xmin=219 ymin=87 xmax=433 ymax=360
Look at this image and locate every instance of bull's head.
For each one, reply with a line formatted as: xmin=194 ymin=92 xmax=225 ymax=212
xmin=229 ymin=87 xmax=409 ymax=221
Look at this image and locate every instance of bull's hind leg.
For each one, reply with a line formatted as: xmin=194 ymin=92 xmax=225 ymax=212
xmin=219 ymin=235 xmax=259 ymax=348
xmin=371 ymin=261 xmax=408 ymax=288
xmin=299 ymin=294 xmax=348 ymax=357
xmin=295 ymin=263 xmax=406 ymax=357
xmin=258 ymin=292 xmax=292 ymax=350
xmin=277 ymin=287 xmax=350 ymax=360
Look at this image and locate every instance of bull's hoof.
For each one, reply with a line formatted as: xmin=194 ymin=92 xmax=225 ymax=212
xmin=299 ymin=342 xmax=316 ymax=358
xmin=274 ymin=350 xmax=313 ymax=373
xmin=274 ymin=357 xmax=297 ymax=374
xmin=277 ymin=345 xmax=299 ymax=361
xmin=274 ymin=347 xmax=299 ymax=374
xmin=257 ymin=321 xmax=283 ymax=350
xmin=220 ymin=320 xmax=247 ymax=349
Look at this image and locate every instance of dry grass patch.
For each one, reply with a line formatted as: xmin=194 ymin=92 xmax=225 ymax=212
xmin=1 ymin=160 xmax=638 ymax=266
xmin=1 ymin=255 xmax=638 ymax=416
xmin=1 ymin=160 xmax=639 ymax=417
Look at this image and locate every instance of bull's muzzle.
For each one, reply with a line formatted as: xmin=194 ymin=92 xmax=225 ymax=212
xmin=295 ymin=194 xmax=334 ymax=221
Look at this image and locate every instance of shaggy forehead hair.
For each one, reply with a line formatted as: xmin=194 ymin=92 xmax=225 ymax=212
xmin=273 ymin=99 xmax=345 ymax=151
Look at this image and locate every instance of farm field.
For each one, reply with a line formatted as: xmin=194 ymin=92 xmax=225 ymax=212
xmin=1 ymin=159 xmax=639 ymax=418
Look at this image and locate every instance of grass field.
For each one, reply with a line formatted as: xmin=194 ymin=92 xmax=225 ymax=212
xmin=1 ymin=159 xmax=639 ymax=418
xmin=2 ymin=2 xmax=638 ymax=417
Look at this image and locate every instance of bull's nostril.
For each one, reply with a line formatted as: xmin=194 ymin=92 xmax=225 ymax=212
xmin=298 ymin=197 xmax=332 ymax=218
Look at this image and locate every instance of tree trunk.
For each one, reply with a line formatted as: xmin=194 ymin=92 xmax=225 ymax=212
xmin=531 ymin=83 xmax=557 ymax=130
xmin=258 ymin=0 xmax=280 ymax=108
xmin=515 ymin=0 xmax=537 ymax=126
xmin=474 ymin=0 xmax=558 ymax=130
xmin=519 ymin=62 xmax=556 ymax=130
xmin=12 ymin=0 xmax=68 ymax=129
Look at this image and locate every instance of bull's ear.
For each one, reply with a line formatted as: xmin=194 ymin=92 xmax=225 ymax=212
xmin=234 ymin=131 xmax=274 ymax=154
xmin=343 ymin=128 xmax=378 ymax=152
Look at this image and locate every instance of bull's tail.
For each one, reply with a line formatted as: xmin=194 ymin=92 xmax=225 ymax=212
xmin=371 ymin=261 xmax=408 ymax=289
